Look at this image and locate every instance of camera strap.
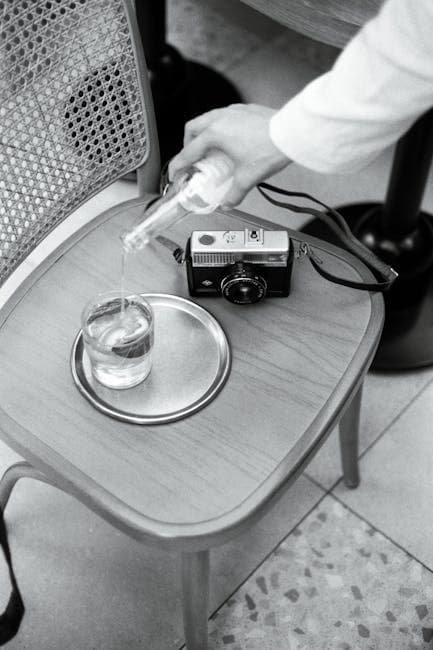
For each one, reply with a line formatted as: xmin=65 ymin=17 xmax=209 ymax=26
xmin=257 ymin=182 xmax=398 ymax=292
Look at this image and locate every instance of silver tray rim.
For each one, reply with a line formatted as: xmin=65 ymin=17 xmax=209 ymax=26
xmin=70 ymin=293 xmax=231 ymax=425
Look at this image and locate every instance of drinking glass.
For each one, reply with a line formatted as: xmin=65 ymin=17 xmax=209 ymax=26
xmin=81 ymin=291 xmax=154 ymax=389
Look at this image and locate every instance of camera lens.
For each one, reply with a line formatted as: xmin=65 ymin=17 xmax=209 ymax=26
xmin=220 ymin=262 xmax=267 ymax=304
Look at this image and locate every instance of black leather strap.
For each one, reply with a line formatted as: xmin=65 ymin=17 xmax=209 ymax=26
xmin=0 ymin=509 xmax=24 ymax=645
xmin=257 ymin=182 xmax=398 ymax=292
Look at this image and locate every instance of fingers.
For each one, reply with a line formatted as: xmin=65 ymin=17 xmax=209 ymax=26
xmin=169 ymin=105 xmax=245 ymax=178
xmin=221 ymin=169 xmax=256 ymax=208
xmin=183 ymin=104 xmax=244 ymax=142
xmin=183 ymin=108 xmax=224 ymax=146
xmin=168 ymin=110 xmax=225 ymax=179
xmin=168 ymin=131 xmax=215 ymax=179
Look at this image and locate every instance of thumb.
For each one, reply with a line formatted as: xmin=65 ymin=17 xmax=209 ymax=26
xmin=168 ymin=135 xmax=214 ymax=180
xmin=221 ymin=170 xmax=254 ymax=208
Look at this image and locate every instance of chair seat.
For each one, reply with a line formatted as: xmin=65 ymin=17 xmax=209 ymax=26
xmin=0 ymin=198 xmax=383 ymax=550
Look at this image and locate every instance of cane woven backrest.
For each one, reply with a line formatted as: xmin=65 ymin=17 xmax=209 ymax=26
xmin=0 ymin=0 xmax=150 ymax=284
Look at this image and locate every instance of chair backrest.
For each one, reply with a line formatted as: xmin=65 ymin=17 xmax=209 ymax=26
xmin=0 ymin=0 xmax=159 ymax=285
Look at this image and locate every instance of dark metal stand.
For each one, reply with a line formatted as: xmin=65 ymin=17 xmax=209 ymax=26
xmin=135 ymin=0 xmax=242 ymax=165
xmin=302 ymin=108 xmax=433 ymax=370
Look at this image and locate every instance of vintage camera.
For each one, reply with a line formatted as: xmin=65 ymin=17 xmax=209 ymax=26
xmin=185 ymin=228 xmax=294 ymax=304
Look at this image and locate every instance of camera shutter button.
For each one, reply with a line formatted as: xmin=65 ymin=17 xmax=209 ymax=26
xmin=199 ymin=234 xmax=215 ymax=245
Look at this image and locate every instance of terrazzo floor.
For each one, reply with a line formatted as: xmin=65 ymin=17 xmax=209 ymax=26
xmin=209 ymin=498 xmax=433 ymax=649
xmin=2 ymin=1 xmax=433 ymax=649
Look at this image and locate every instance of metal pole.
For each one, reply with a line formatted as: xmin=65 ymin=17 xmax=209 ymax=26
xmin=134 ymin=1 xmax=166 ymax=69
xmin=381 ymin=107 xmax=433 ymax=239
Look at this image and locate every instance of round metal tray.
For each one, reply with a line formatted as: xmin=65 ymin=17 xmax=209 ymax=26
xmin=71 ymin=293 xmax=231 ymax=424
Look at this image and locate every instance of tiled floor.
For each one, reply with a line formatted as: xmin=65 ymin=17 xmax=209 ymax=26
xmin=210 ymin=498 xmax=433 ymax=649
xmin=2 ymin=1 xmax=433 ymax=648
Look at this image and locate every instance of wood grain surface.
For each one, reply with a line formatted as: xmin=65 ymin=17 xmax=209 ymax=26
xmin=0 ymin=199 xmax=383 ymax=549
xmin=241 ymin=0 xmax=383 ymax=48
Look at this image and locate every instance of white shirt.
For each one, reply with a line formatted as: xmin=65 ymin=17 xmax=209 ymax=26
xmin=269 ymin=0 xmax=433 ymax=173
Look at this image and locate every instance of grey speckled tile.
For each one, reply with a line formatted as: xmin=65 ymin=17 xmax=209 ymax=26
xmin=210 ymin=496 xmax=433 ymax=649
xmin=335 ymin=378 xmax=433 ymax=572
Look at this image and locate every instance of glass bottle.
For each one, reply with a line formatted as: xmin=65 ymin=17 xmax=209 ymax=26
xmin=121 ymin=151 xmax=233 ymax=252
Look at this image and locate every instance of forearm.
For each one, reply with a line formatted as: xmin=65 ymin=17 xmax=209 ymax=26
xmin=270 ymin=0 xmax=433 ymax=173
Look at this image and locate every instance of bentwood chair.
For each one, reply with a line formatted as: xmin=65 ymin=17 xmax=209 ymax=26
xmin=0 ymin=1 xmax=384 ymax=648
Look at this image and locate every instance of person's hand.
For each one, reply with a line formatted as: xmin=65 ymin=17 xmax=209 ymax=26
xmin=168 ymin=104 xmax=291 ymax=207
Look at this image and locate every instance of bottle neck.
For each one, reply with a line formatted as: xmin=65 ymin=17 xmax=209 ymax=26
xmin=122 ymin=188 xmax=189 ymax=252
xmin=121 ymin=151 xmax=234 ymax=251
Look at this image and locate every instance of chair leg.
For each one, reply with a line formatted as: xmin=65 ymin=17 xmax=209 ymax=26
xmin=181 ymin=550 xmax=210 ymax=650
xmin=339 ymin=384 xmax=363 ymax=489
xmin=0 ymin=461 xmax=56 ymax=511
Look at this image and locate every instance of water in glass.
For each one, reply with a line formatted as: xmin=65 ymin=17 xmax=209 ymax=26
xmin=83 ymin=293 xmax=153 ymax=389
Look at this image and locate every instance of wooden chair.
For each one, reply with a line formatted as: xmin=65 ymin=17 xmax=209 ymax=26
xmin=0 ymin=0 xmax=384 ymax=647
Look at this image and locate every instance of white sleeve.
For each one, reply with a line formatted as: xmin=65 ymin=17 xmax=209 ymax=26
xmin=269 ymin=0 xmax=433 ymax=173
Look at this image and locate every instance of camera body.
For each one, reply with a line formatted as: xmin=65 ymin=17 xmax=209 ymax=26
xmin=185 ymin=228 xmax=294 ymax=304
